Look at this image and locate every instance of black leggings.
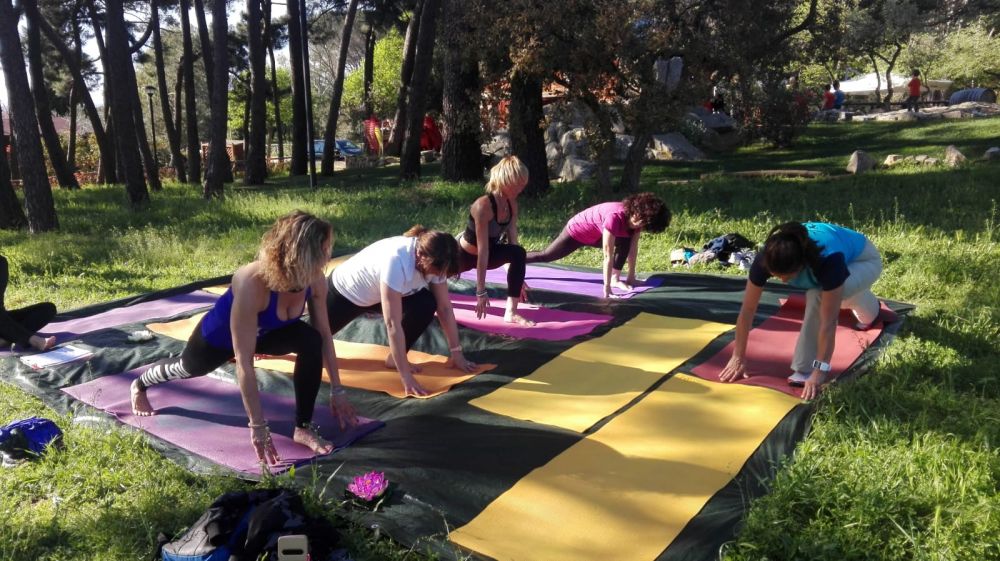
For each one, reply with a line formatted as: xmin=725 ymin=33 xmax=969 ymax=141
xmin=138 ymin=318 xmax=324 ymax=428
xmin=0 ymin=255 xmax=56 ymax=347
xmin=326 ymin=284 xmax=437 ymax=350
xmin=526 ymin=230 xmax=632 ymax=270
xmin=458 ymin=243 xmax=527 ymax=298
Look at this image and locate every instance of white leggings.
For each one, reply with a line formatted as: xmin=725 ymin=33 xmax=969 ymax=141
xmin=792 ymin=240 xmax=882 ymax=373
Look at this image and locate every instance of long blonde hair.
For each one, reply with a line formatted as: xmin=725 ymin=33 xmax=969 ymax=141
xmin=485 ymin=155 xmax=529 ymax=196
xmin=257 ymin=211 xmax=333 ymax=291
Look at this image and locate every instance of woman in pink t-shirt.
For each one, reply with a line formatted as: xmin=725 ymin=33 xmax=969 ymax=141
xmin=526 ymin=192 xmax=670 ymax=298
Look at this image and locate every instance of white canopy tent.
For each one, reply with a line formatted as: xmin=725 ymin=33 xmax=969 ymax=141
xmin=838 ymin=72 xmax=953 ymax=101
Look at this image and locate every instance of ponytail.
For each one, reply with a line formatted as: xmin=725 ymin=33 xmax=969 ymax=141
xmin=404 ymin=224 xmax=429 ymax=237
xmin=761 ymin=221 xmax=822 ymax=276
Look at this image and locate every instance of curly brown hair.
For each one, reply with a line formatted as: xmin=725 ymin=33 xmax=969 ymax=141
xmin=405 ymin=225 xmax=460 ymax=277
xmin=622 ymin=192 xmax=670 ymax=233
xmin=256 ymin=211 xmax=333 ymax=292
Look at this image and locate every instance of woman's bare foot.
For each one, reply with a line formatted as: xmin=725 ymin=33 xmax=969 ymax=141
xmin=28 ymin=335 xmax=57 ymax=351
xmin=504 ymin=311 xmax=536 ymax=326
xmin=611 ymin=279 xmax=634 ymax=292
xmin=130 ymin=379 xmax=156 ymax=416
xmin=385 ymin=354 xmax=422 ymax=373
xmin=294 ymin=425 xmax=334 ymax=454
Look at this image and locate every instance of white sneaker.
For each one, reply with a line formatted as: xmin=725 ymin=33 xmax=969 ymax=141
xmin=787 ymin=372 xmax=811 ymax=387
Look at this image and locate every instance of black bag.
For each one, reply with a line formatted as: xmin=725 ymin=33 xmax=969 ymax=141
xmin=702 ymin=233 xmax=755 ymax=263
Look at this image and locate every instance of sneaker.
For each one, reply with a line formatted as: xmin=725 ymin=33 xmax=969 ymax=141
xmin=787 ymin=372 xmax=811 ymax=386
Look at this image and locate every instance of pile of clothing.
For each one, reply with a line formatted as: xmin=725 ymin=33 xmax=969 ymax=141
xmin=671 ymin=233 xmax=757 ymax=270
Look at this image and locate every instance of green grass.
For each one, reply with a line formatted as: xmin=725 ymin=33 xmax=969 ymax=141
xmin=2 ymin=116 xmax=1000 ymax=560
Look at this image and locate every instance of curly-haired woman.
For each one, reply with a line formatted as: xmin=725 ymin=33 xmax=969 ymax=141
xmin=526 ymin=192 xmax=671 ymax=298
xmin=130 ymin=211 xmax=355 ymax=466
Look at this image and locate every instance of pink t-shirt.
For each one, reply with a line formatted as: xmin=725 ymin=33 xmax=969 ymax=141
xmin=565 ymin=202 xmax=632 ymax=245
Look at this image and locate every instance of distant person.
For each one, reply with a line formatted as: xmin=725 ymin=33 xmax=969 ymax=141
xmin=906 ymin=70 xmax=922 ymax=112
xmin=710 ymin=90 xmax=726 ymax=114
xmin=0 ymin=255 xmax=56 ymax=351
xmin=526 ymin=193 xmax=671 ymax=299
xmin=131 ymin=211 xmax=354 ymax=466
xmin=822 ymin=83 xmax=835 ymax=110
xmin=718 ymin=222 xmax=895 ymax=400
xmin=458 ymin=155 xmax=534 ymax=327
xmin=325 ymin=226 xmax=478 ymax=398
xmin=833 ymin=80 xmax=845 ymax=110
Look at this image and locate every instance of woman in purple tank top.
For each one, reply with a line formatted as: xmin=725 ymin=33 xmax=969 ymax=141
xmin=131 ymin=211 xmax=355 ymax=466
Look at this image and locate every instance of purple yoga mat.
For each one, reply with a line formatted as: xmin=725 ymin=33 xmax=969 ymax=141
xmin=459 ymin=264 xmax=663 ymax=299
xmin=63 ymin=367 xmax=383 ymax=475
xmin=39 ymin=291 xmax=220 ymax=342
xmin=449 ymin=294 xmax=612 ymax=341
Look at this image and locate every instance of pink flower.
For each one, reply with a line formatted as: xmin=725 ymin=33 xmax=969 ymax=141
xmin=347 ymin=471 xmax=389 ymax=502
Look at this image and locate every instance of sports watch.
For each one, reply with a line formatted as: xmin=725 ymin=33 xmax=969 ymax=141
xmin=811 ymin=360 xmax=831 ymax=372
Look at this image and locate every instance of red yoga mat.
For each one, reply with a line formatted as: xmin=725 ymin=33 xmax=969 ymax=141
xmin=689 ymin=294 xmax=890 ymax=398
xmin=62 ymin=367 xmax=383 ymax=475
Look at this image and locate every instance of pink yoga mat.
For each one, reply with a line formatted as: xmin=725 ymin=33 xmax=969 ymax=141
xmin=689 ymin=294 xmax=889 ymax=398
xmin=449 ymin=294 xmax=612 ymax=341
xmin=63 ymin=367 xmax=383 ymax=476
xmin=39 ymin=291 xmax=220 ymax=341
xmin=459 ymin=264 xmax=662 ymax=299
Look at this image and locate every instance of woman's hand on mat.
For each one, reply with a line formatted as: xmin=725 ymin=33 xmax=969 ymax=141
xmin=400 ymin=373 xmax=430 ymax=397
xmin=520 ymin=282 xmax=531 ymax=303
xmin=451 ymin=352 xmax=477 ymax=373
xmin=475 ymin=294 xmax=490 ymax=319
xmin=250 ymin=425 xmax=281 ymax=465
xmin=801 ymin=371 xmax=826 ymax=400
xmin=329 ymin=393 xmax=359 ymax=430
xmin=719 ymin=356 xmax=749 ymax=382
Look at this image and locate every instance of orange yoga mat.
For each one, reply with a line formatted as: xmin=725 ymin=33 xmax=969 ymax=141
xmin=146 ymin=313 xmax=494 ymax=398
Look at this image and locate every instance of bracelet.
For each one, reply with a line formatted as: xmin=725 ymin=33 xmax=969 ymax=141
xmin=330 ymin=385 xmax=347 ymax=396
xmin=449 ymin=346 xmax=462 ymax=353
xmin=248 ymin=420 xmax=268 ymax=429
xmin=476 ymin=290 xmax=488 ymax=298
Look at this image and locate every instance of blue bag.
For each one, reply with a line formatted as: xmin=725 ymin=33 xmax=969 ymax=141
xmin=0 ymin=417 xmax=63 ymax=466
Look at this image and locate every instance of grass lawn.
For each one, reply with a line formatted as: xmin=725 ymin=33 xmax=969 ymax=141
xmin=2 ymin=116 xmax=999 ymax=560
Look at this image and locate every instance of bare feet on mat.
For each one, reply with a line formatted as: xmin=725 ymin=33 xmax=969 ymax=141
xmin=294 ymin=425 xmax=334 ymax=454
xmin=28 ymin=335 xmax=57 ymax=351
xmin=130 ymin=379 xmax=156 ymax=416
xmin=611 ymin=279 xmax=634 ymax=293
xmin=384 ymin=354 xmax=422 ymax=373
xmin=504 ymin=312 xmax=536 ymax=326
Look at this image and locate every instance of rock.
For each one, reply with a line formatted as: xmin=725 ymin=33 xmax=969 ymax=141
xmin=698 ymin=112 xmax=737 ymax=133
xmin=648 ymin=133 xmax=705 ymax=161
xmin=545 ymin=141 xmax=564 ymax=177
xmin=481 ymin=132 xmax=510 ymax=163
xmin=941 ymin=110 xmax=966 ymax=119
xmin=701 ymin=129 xmax=743 ymax=152
xmin=914 ymin=154 xmax=930 ymax=163
xmin=838 ymin=111 xmax=854 ymax=122
xmin=846 ymin=150 xmax=876 ymax=174
xmin=883 ymin=154 xmax=905 ymax=166
xmin=545 ymin=121 xmax=568 ymax=145
xmin=613 ymin=134 xmax=634 ymax=161
xmin=420 ymin=150 xmax=438 ymax=163
xmin=560 ymin=127 xmax=588 ymax=159
xmin=560 ymin=156 xmax=597 ymax=181
xmin=984 ymin=147 xmax=1000 ymax=160
xmin=924 ymin=157 xmax=941 ymax=165
xmin=945 ymin=145 xmax=966 ymax=167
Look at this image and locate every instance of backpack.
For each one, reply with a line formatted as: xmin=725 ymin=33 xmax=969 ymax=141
xmin=702 ymin=233 xmax=755 ymax=263
xmin=161 ymin=489 xmax=340 ymax=561
xmin=0 ymin=417 xmax=63 ymax=467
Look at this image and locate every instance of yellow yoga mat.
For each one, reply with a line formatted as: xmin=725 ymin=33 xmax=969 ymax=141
xmin=450 ymin=374 xmax=800 ymax=561
xmin=146 ymin=313 xmax=494 ymax=398
xmin=468 ymin=312 xmax=732 ymax=432
xmin=202 ymin=254 xmax=356 ymax=295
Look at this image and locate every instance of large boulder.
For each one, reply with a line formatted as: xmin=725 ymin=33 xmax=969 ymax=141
xmin=701 ymin=129 xmax=743 ymax=152
xmin=945 ymin=145 xmax=966 ymax=167
xmin=481 ymin=132 xmax=510 ymax=165
xmin=546 ymin=141 xmax=565 ymax=177
xmin=545 ymin=121 xmax=569 ymax=145
xmin=846 ymin=150 xmax=876 ymax=174
xmin=560 ymin=128 xmax=589 ymax=160
xmin=560 ymin=157 xmax=597 ymax=182
xmin=697 ymin=112 xmax=737 ymax=133
xmin=883 ymin=154 xmax=906 ymax=167
xmin=614 ymin=134 xmax=634 ymax=161
xmin=648 ymin=133 xmax=705 ymax=161
xmin=985 ymin=147 xmax=1000 ymax=160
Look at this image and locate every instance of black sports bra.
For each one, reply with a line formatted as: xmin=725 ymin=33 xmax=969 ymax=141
xmin=462 ymin=194 xmax=511 ymax=247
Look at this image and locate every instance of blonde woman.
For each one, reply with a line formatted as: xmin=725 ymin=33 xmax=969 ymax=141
xmin=130 ymin=211 xmax=356 ymax=466
xmin=458 ymin=155 xmax=534 ymax=326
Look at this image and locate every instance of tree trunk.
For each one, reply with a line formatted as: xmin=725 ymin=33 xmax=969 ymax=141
xmin=286 ymin=0 xmax=308 ymax=174
xmin=202 ymin=0 xmax=229 ymax=199
xmin=86 ymin=0 xmax=123 ymax=185
xmin=193 ymin=0 xmax=215 ymax=99
xmin=24 ymin=0 xmax=79 ymax=189
xmin=152 ymin=0 xmax=186 ymax=182
xmin=129 ymin=59 xmax=163 ymax=192
xmin=399 ymin=0 xmax=440 ymax=179
xmin=387 ymin=0 xmax=422 ymax=157
xmin=580 ymin=96 xmax=614 ymax=192
xmin=68 ymin=84 xmax=78 ymax=171
xmin=321 ymin=0 xmax=361 ymax=176
xmin=0 ymin=0 xmax=58 ymax=231
xmin=363 ymin=25 xmax=375 ymax=118
xmin=0 ymin=106 xmax=28 ymax=229
xmin=619 ymin=132 xmax=650 ymax=192
xmin=508 ymin=70 xmax=549 ymax=197
xmin=180 ymin=0 xmax=201 ymax=183
xmin=440 ymin=0 xmax=482 ymax=182
xmin=245 ymin=0 xmax=268 ymax=185
xmin=264 ymin=0 xmax=284 ymax=162
xmin=37 ymin=8 xmax=113 ymax=183
xmin=879 ymin=43 xmax=903 ymax=106
xmin=174 ymin=55 xmax=185 ymax=174
xmin=104 ymin=0 xmax=149 ymax=207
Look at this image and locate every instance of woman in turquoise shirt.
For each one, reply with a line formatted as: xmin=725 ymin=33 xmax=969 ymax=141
xmin=719 ymin=222 xmax=893 ymax=399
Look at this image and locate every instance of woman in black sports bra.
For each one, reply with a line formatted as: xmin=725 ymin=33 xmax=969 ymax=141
xmin=457 ymin=155 xmax=534 ymax=326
